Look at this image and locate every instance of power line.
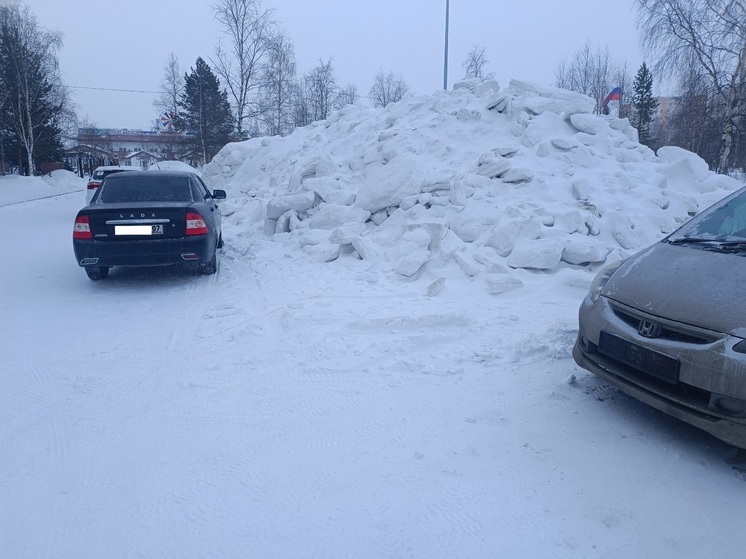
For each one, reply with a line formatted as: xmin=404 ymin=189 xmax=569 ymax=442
xmin=68 ymin=85 xmax=163 ymax=94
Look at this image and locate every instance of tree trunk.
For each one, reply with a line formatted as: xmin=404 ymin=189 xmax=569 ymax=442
xmin=717 ymin=44 xmax=746 ymax=174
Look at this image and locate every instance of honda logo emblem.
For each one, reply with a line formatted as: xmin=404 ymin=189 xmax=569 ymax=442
xmin=638 ymin=320 xmax=661 ymax=338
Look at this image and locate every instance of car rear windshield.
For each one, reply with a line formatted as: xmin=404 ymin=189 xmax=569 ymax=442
xmin=96 ymin=176 xmax=193 ymax=203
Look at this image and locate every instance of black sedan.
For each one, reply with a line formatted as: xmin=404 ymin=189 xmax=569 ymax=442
xmin=73 ymin=170 xmax=226 ymax=280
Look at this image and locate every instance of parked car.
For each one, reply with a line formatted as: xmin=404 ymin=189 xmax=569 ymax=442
xmin=573 ymin=185 xmax=746 ymax=449
xmin=73 ymin=170 xmax=226 ymax=280
xmin=86 ymin=166 xmax=138 ymax=203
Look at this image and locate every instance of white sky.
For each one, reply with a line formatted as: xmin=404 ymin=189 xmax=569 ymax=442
xmin=24 ymin=0 xmax=646 ymax=130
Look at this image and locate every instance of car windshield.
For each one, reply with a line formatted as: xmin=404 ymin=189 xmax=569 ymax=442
xmin=96 ymin=175 xmax=193 ymax=203
xmin=669 ymin=187 xmax=746 ymax=244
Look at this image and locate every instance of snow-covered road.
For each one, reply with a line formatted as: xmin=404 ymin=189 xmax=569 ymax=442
xmin=2 ymin=187 xmax=745 ymax=558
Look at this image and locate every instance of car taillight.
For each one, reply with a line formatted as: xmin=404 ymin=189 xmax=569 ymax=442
xmin=87 ymin=181 xmax=101 ymax=190
xmin=73 ymin=215 xmax=92 ymax=239
xmin=186 ymin=212 xmax=209 ymax=235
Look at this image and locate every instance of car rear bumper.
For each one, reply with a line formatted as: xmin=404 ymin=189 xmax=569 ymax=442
xmin=73 ymin=236 xmax=214 ymax=268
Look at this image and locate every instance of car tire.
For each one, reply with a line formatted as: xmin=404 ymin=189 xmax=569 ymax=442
xmin=217 ymin=234 xmax=224 ymax=249
xmin=85 ymin=266 xmax=110 ymax=280
xmin=200 ymin=249 xmax=218 ymax=275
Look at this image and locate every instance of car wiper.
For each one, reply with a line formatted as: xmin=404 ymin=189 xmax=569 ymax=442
xmin=668 ymin=237 xmax=746 ymax=252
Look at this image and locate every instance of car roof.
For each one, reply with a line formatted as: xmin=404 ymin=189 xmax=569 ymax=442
xmin=105 ymin=170 xmax=197 ymax=179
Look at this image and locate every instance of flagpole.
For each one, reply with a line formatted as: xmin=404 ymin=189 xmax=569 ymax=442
xmin=443 ymin=0 xmax=449 ymax=90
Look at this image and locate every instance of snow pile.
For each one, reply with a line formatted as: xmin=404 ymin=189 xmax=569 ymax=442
xmin=204 ymin=79 xmax=741 ymax=285
xmin=0 ymin=170 xmax=84 ymax=207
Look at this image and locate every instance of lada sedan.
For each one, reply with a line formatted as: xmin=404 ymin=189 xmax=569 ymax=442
xmin=573 ymin=185 xmax=746 ymax=448
xmin=73 ymin=170 xmax=226 ymax=280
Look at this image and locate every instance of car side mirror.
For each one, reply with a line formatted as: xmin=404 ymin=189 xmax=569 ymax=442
xmin=212 ymin=189 xmax=227 ymax=200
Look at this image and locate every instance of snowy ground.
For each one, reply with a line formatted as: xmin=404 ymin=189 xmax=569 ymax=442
xmin=3 ymin=81 xmax=746 ymax=558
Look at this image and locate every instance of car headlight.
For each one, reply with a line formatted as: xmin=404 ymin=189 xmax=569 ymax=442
xmin=587 ymin=260 xmax=626 ymax=303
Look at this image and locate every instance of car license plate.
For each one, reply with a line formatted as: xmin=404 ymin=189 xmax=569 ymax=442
xmin=114 ymin=225 xmax=164 ymax=236
xmin=598 ymin=331 xmax=680 ymax=384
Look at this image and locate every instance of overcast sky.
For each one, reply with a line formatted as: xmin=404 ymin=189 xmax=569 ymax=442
xmin=23 ymin=0 xmax=646 ymax=130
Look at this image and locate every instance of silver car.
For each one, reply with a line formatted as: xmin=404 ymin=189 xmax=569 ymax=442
xmin=573 ymin=185 xmax=746 ymax=448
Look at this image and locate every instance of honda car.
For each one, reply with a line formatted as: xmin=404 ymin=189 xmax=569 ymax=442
xmin=573 ymin=185 xmax=746 ymax=448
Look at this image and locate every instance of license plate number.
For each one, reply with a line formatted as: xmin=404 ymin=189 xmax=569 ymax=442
xmin=115 ymin=224 xmax=164 ymax=236
xmin=599 ymin=331 xmax=680 ymax=384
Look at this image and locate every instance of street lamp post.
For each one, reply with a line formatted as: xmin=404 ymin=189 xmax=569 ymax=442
xmin=443 ymin=0 xmax=450 ymax=90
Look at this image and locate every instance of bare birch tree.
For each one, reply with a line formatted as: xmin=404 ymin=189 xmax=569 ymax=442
xmin=462 ymin=44 xmax=494 ymax=81
xmin=304 ymin=58 xmax=338 ymax=121
xmin=555 ymin=42 xmax=624 ymax=113
xmin=259 ymin=31 xmax=295 ymax=137
xmin=0 ymin=1 xmax=65 ymax=174
xmin=335 ymin=83 xmax=359 ymax=109
xmin=369 ymin=70 xmax=410 ymax=108
xmin=636 ymin=0 xmax=746 ymax=173
xmin=153 ymin=52 xmax=183 ymax=127
xmin=212 ymin=0 xmax=275 ymax=136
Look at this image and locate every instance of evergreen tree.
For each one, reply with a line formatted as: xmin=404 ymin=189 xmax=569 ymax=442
xmin=176 ymin=57 xmax=234 ymax=164
xmin=631 ymin=62 xmax=659 ymax=146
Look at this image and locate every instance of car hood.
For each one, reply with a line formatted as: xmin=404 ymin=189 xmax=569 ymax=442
xmin=603 ymin=241 xmax=746 ymax=338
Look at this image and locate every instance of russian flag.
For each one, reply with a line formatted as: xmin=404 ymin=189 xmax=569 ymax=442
xmin=602 ymin=87 xmax=622 ymax=108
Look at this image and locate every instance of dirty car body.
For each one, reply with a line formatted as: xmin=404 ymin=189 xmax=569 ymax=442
xmin=573 ymin=185 xmax=746 ymax=448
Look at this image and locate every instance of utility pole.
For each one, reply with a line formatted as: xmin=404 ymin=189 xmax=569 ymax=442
xmin=443 ymin=0 xmax=449 ymax=90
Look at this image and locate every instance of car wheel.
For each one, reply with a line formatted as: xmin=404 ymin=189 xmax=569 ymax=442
xmin=200 ymin=250 xmax=217 ymax=275
xmin=85 ymin=266 xmax=110 ymax=280
xmin=217 ymin=233 xmax=224 ymax=249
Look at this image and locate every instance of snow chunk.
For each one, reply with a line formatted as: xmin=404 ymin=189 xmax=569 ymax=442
xmin=569 ymin=113 xmax=609 ymax=135
xmin=508 ymin=237 xmax=564 ymax=270
xmin=306 ymin=204 xmax=371 ymax=230
xmin=355 ymin=155 xmax=427 ymax=213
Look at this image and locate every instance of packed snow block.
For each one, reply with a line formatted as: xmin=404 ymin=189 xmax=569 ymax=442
xmin=486 ymin=92 xmax=510 ymax=112
xmin=427 ymin=277 xmax=446 ymax=297
xmin=276 ymin=211 xmax=293 ymax=234
xmin=523 ymin=112 xmax=568 ymax=147
xmin=266 ymin=191 xmax=317 ymax=219
xmin=523 ymin=97 xmax=573 ymax=115
xmin=551 ymin=138 xmax=579 ymax=151
xmin=454 ymin=78 xmax=479 ymax=91
xmin=351 ymin=236 xmax=382 ymax=261
xmin=572 ymin=179 xmax=590 ymax=201
xmin=456 ymin=108 xmax=481 ymax=121
xmin=355 ymin=155 xmax=427 ymax=213
xmin=501 ymin=168 xmax=534 ymax=184
xmin=561 ymin=236 xmax=608 ymax=265
xmin=450 ymin=216 xmax=482 ymax=243
xmin=440 ymin=229 xmax=466 ymax=259
xmin=494 ymin=145 xmax=520 ymax=157
xmin=370 ymin=209 xmax=388 ymax=225
xmin=306 ymin=204 xmax=371 ymax=230
xmin=303 ymin=242 xmax=341 ymax=263
xmin=656 ymin=146 xmax=711 ymax=182
xmin=475 ymin=80 xmax=500 ymax=96
xmin=554 ymin=210 xmax=586 ymax=233
xmin=605 ymin=212 xmax=647 ymax=250
xmin=485 ymin=218 xmax=541 ymax=256
xmin=264 ymin=218 xmax=277 ymax=237
xmin=476 ymin=157 xmax=511 ymax=178
xmin=329 ymin=222 xmax=368 ymax=244
xmin=487 ymin=273 xmax=524 ymax=294
xmin=508 ymin=237 xmax=564 ymax=270
xmin=453 ymin=251 xmax=481 ymax=277
xmin=395 ymin=249 xmax=431 ymax=277
xmin=569 ymin=113 xmax=610 ymax=136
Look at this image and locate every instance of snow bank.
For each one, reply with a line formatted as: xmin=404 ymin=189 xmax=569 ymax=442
xmin=0 ymin=170 xmax=85 ymax=207
xmin=204 ymin=79 xmax=741 ymax=289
